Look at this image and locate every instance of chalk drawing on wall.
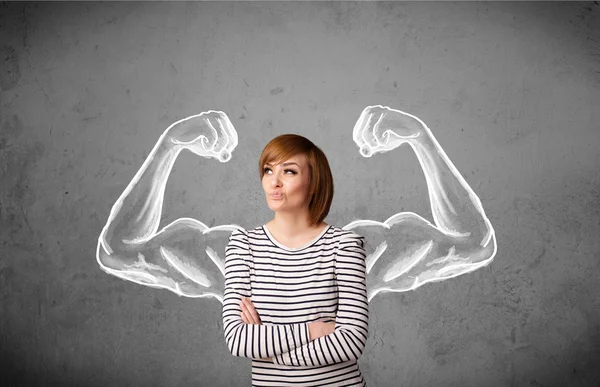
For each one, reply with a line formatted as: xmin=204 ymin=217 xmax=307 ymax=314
xmin=97 ymin=106 xmax=496 ymax=303
xmin=346 ymin=105 xmax=496 ymax=301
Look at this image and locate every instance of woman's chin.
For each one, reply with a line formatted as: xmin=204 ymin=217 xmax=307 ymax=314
xmin=268 ymin=201 xmax=295 ymax=212
xmin=269 ymin=204 xmax=283 ymax=211
xmin=267 ymin=202 xmax=282 ymax=211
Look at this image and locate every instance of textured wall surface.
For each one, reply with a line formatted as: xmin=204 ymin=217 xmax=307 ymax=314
xmin=1 ymin=2 xmax=599 ymax=386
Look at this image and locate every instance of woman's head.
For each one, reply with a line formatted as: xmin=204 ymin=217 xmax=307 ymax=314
xmin=259 ymin=134 xmax=334 ymax=226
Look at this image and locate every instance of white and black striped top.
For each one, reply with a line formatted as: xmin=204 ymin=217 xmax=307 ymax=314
xmin=222 ymin=224 xmax=369 ymax=387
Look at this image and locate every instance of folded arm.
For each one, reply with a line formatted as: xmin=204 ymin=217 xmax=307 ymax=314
xmin=222 ymin=229 xmax=312 ymax=359
xmin=273 ymin=233 xmax=369 ymax=367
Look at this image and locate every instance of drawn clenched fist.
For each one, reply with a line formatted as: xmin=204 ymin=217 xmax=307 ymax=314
xmin=165 ymin=110 xmax=238 ymax=162
xmin=352 ymin=105 xmax=428 ymax=157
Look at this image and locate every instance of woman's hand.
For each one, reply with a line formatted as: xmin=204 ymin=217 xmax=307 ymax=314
xmin=240 ymin=297 xmax=262 ymax=325
xmin=308 ymin=321 xmax=336 ymax=341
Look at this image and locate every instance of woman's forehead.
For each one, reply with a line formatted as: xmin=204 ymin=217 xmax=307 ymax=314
xmin=267 ymin=153 xmax=308 ymax=166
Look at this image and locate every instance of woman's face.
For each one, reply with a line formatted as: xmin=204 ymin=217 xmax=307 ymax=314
xmin=262 ymin=153 xmax=311 ymax=214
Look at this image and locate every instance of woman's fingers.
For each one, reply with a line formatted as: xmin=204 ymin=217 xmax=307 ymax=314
xmin=244 ymin=298 xmax=262 ymax=324
xmin=240 ymin=305 xmax=250 ymax=324
xmin=324 ymin=322 xmax=335 ymax=335
xmin=240 ymin=300 xmax=255 ymax=324
xmin=243 ymin=297 xmax=262 ymax=324
xmin=308 ymin=321 xmax=337 ymax=340
xmin=240 ymin=298 xmax=261 ymax=324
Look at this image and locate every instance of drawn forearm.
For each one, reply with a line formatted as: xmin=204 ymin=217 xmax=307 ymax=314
xmin=100 ymin=135 xmax=181 ymax=253
xmin=410 ymin=131 xmax=492 ymax=246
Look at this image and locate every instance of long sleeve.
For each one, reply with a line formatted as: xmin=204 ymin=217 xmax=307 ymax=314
xmin=222 ymin=228 xmax=311 ymax=359
xmin=273 ymin=232 xmax=369 ymax=366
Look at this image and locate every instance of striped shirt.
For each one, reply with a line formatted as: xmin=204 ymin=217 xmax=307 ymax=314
xmin=222 ymin=225 xmax=369 ymax=387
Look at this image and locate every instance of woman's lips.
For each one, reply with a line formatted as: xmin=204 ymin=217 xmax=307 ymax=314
xmin=270 ymin=194 xmax=283 ymax=199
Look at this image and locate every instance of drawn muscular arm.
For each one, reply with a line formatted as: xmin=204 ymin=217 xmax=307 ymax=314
xmin=349 ymin=106 xmax=497 ymax=300
xmin=96 ymin=111 xmax=239 ymax=301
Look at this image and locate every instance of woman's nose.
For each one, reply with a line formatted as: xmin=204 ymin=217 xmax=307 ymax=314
xmin=270 ymin=174 xmax=282 ymax=187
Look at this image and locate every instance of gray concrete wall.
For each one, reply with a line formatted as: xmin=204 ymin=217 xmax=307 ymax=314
xmin=1 ymin=1 xmax=599 ymax=386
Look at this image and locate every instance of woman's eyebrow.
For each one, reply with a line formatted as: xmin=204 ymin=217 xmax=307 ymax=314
xmin=265 ymin=162 xmax=299 ymax=167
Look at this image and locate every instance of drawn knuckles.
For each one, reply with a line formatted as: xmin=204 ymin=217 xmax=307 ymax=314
xmin=165 ymin=110 xmax=238 ymax=162
xmin=352 ymin=105 xmax=425 ymax=157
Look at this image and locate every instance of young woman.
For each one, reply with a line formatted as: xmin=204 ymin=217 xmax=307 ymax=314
xmin=222 ymin=134 xmax=369 ymax=386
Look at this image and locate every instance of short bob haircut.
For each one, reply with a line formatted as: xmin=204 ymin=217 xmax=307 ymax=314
xmin=258 ymin=134 xmax=334 ymax=227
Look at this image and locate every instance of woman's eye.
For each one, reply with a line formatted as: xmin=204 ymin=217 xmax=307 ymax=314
xmin=264 ymin=167 xmax=296 ymax=175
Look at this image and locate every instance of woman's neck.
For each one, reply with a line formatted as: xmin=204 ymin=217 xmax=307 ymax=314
xmin=267 ymin=212 xmax=326 ymax=240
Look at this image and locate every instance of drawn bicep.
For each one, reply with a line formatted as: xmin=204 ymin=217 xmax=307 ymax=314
xmin=345 ymin=213 xmax=492 ymax=301
xmin=97 ymin=218 xmax=241 ymax=303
